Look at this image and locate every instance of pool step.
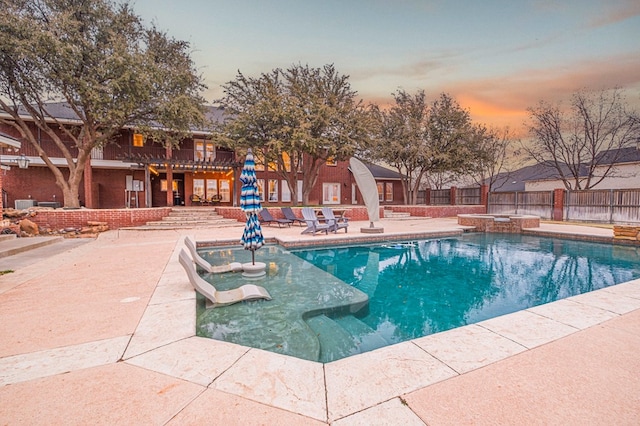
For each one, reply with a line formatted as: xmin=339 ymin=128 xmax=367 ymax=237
xmin=305 ymin=314 xmax=390 ymax=363
xmin=305 ymin=315 xmax=357 ymax=363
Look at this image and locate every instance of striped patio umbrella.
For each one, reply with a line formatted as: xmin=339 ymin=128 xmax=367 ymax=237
xmin=239 ymin=149 xmax=264 ymax=264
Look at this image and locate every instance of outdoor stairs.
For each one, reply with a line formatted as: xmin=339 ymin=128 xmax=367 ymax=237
xmin=125 ymin=207 xmax=241 ymax=230
xmin=383 ymin=209 xmax=413 ymax=219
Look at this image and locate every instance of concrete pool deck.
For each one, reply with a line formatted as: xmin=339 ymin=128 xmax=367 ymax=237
xmin=0 ymin=217 xmax=639 ymax=424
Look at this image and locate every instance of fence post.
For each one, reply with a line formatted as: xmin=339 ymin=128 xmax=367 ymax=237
xmin=450 ymin=186 xmax=457 ymax=205
xmin=480 ymin=184 xmax=489 ymax=210
xmin=553 ymin=188 xmax=565 ymax=221
xmin=609 ymin=189 xmax=614 ymax=224
xmin=425 ymin=188 xmax=431 ymax=205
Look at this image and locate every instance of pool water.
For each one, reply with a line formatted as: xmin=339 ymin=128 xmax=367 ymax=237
xmin=195 ymin=234 xmax=640 ymax=363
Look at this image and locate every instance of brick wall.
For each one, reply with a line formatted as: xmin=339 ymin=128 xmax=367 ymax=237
xmin=27 ymin=207 xmax=172 ymax=230
xmin=384 ymin=205 xmax=486 ymax=217
xmin=216 ymin=205 xmax=486 ymax=222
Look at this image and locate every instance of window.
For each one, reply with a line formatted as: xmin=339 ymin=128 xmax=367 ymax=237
xmin=161 ymin=180 xmax=179 ymax=192
xmin=206 ymin=179 xmax=217 ymax=199
xmin=297 ymin=180 xmax=303 ymax=203
xmin=219 ymin=180 xmax=230 ymax=202
xmin=268 ymin=179 xmax=278 ymax=202
xmin=326 ymin=156 xmax=337 ymax=166
xmin=377 ymin=182 xmax=384 ymax=201
xmin=193 ymin=179 xmax=205 ymax=197
xmin=281 ymin=152 xmax=292 ymax=172
xmin=281 ymin=180 xmax=291 ymax=202
xmin=323 ymin=183 xmax=340 ymax=205
xmin=194 ymin=139 xmax=215 ymax=162
xmin=255 ymin=154 xmax=265 ymax=171
xmin=257 ymin=179 xmax=265 ymax=201
xmin=385 ymin=182 xmax=393 ymax=202
xmin=133 ymin=133 xmax=144 ymax=147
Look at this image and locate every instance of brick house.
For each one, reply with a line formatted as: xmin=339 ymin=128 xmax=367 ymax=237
xmin=1 ymin=104 xmax=403 ymax=210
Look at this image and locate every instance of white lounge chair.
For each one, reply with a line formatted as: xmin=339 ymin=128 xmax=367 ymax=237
xmin=184 ymin=236 xmax=243 ymax=273
xmin=322 ymin=207 xmax=349 ymax=233
xmin=178 ymin=249 xmax=271 ymax=308
xmin=301 ymin=207 xmax=331 ymax=235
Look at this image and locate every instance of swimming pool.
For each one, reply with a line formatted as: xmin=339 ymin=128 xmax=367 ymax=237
xmin=195 ymin=234 xmax=640 ymax=363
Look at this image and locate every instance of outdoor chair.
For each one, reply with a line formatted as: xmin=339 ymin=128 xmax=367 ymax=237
xmin=208 ymin=194 xmax=221 ymax=205
xmin=178 ymin=249 xmax=271 ymax=308
xmin=281 ymin=207 xmax=306 ymax=226
xmin=184 ymin=236 xmax=243 ymax=274
xmin=190 ymin=194 xmax=203 ymax=206
xmin=322 ymin=207 xmax=349 ymax=233
xmin=259 ymin=208 xmax=293 ymax=227
xmin=301 ymin=207 xmax=331 ymax=235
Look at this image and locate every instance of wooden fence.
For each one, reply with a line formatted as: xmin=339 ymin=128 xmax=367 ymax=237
xmin=417 ymin=187 xmax=483 ymax=205
xmin=488 ymin=188 xmax=640 ymax=224
xmin=565 ymin=189 xmax=640 ymax=224
xmin=488 ymin=191 xmax=554 ymax=219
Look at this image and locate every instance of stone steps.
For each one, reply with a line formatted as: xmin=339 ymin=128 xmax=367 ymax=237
xmin=383 ymin=210 xmax=415 ymax=219
xmin=122 ymin=208 xmax=241 ymax=230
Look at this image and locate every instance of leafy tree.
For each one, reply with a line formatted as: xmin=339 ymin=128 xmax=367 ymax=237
xmin=0 ymin=0 xmax=207 ymax=208
xmin=368 ymin=91 xmax=475 ymax=204
xmin=215 ymin=64 xmax=372 ymax=205
xmin=524 ymin=87 xmax=640 ymax=190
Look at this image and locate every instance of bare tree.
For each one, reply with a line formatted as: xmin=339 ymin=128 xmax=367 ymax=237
xmin=524 ymin=88 xmax=639 ymax=190
xmin=470 ymin=125 xmax=520 ymax=191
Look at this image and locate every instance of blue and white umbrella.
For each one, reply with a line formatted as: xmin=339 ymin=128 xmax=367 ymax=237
xmin=239 ymin=148 xmax=264 ymax=264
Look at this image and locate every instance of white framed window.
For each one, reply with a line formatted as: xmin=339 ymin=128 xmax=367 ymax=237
xmin=281 ymin=180 xmax=291 ymax=202
xmin=257 ymin=179 xmax=265 ymax=202
xmin=193 ymin=179 xmax=205 ymax=197
xmin=323 ymin=183 xmax=340 ymax=205
xmin=385 ymin=182 xmax=393 ymax=202
xmin=352 ymin=183 xmax=357 ymax=204
xmin=194 ymin=139 xmax=215 ymax=162
xmin=268 ymin=179 xmax=278 ymax=202
xmin=297 ymin=180 xmax=303 ymax=203
xmin=206 ymin=179 xmax=217 ymax=199
xmin=219 ymin=179 xmax=231 ymax=202
xmin=377 ymin=182 xmax=384 ymax=201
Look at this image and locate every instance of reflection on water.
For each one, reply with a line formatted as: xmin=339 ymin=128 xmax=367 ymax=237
xmin=292 ymin=234 xmax=640 ymax=346
xmin=196 ymin=235 xmax=640 ymax=363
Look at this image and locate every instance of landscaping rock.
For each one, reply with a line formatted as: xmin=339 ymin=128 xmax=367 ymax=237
xmin=19 ymin=218 xmax=39 ymax=235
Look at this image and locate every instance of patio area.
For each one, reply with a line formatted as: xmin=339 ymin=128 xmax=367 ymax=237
xmin=0 ymin=218 xmax=639 ymax=424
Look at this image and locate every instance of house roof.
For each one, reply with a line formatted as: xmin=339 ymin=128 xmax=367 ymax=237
xmin=361 ymin=162 xmax=404 ymax=180
xmin=491 ymin=146 xmax=640 ymax=191
xmin=595 ymin=146 xmax=640 ymax=164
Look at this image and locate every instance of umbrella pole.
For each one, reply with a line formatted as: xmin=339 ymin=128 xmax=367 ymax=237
xmin=251 ymin=249 xmax=255 ymax=265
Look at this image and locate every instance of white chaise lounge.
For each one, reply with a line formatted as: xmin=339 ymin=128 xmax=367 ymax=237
xmin=178 ymin=249 xmax=272 ymax=308
xmin=184 ymin=236 xmax=243 ymax=273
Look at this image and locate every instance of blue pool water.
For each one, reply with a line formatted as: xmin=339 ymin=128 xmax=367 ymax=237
xmin=195 ymin=234 xmax=640 ymax=363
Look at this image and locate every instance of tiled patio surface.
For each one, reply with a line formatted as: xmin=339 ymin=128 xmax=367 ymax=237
xmin=0 ymin=217 xmax=639 ymax=424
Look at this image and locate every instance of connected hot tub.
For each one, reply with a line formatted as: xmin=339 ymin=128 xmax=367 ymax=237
xmin=457 ymin=213 xmax=540 ymax=233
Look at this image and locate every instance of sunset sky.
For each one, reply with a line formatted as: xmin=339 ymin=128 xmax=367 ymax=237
xmin=132 ymin=0 xmax=640 ymax=134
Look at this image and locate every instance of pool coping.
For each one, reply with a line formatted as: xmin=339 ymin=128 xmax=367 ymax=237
xmin=122 ymin=228 xmax=640 ymax=423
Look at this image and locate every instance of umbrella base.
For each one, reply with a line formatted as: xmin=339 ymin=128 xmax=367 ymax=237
xmin=242 ymin=262 xmax=266 ymax=278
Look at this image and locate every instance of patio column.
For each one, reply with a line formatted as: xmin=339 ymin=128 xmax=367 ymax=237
xmin=553 ymin=188 xmax=565 ymax=221
xmin=166 ymin=146 xmax=173 ymax=206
